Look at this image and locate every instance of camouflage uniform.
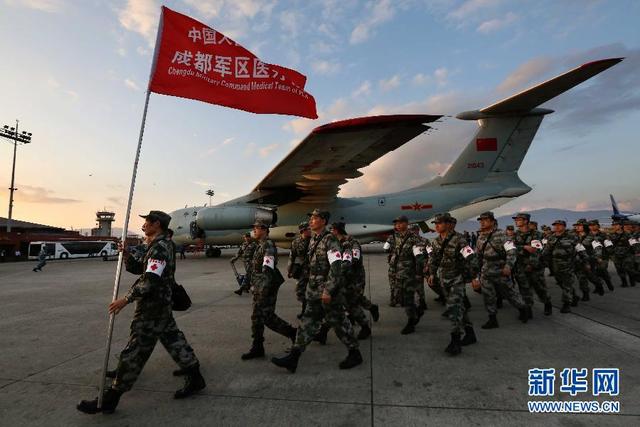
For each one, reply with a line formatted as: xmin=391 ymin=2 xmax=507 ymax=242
xmin=293 ymin=229 xmax=358 ymax=351
xmin=231 ymin=239 xmax=257 ymax=291
xmin=340 ymin=235 xmax=372 ymax=328
xmin=513 ymin=228 xmax=550 ymax=307
xmin=288 ymin=233 xmax=310 ymax=303
xmin=388 ymin=230 xmax=426 ymax=324
xmin=476 ymin=228 xmax=526 ymax=315
xmin=413 ymin=233 xmax=429 ymax=309
xmin=575 ymin=226 xmax=606 ymax=297
xmin=384 ymin=233 xmax=401 ymax=306
xmin=610 ymin=227 xmax=639 ymax=287
xmin=249 ymin=237 xmax=295 ymax=345
xmin=542 ymin=225 xmax=587 ymax=310
xmin=429 ymin=231 xmax=477 ymax=336
xmin=589 ymin=223 xmax=614 ymax=290
xmin=113 ymin=234 xmax=199 ymax=393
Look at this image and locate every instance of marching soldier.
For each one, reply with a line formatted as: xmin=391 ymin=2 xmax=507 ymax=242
xmin=428 ymin=213 xmax=478 ymax=356
xmin=387 ymin=215 xmax=426 ymax=335
xmin=513 ymin=213 xmax=552 ymax=316
xmin=77 ymin=211 xmax=205 ymax=414
xmin=542 ymin=220 xmax=586 ymax=313
xmin=231 ymin=232 xmax=258 ymax=295
xmin=241 ymin=220 xmax=297 ymax=360
xmin=610 ymin=219 xmax=638 ymax=287
xmin=573 ymin=219 xmax=606 ymax=300
xmin=622 ymin=220 xmax=640 ymax=284
xmin=271 ymin=209 xmax=362 ymax=373
xmin=288 ymin=221 xmax=311 ymax=318
xmin=410 ymin=224 xmax=429 ymax=313
xmin=528 ymin=221 xmax=552 ymax=312
xmin=384 ymin=220 xmax=402 ymax=306
xmin=473 ymin=212 xmax=529 ymax=329
xmin=331 ymin=222 xmax=379 ymax=340
xmin=588 ymin=219 xmax=615 ymax=291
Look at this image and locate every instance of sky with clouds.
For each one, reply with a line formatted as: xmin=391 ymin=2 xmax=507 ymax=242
xmin=0 ymin=0 xmax=639 ymax=232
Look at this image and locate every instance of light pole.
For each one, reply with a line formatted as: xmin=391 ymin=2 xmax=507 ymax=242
xmin=1 ymin=120 xmax=33 ymax=232
xmin=205 ymin=189 xmax=214 ymax=206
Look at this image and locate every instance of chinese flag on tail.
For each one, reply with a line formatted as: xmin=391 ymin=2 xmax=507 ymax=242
xmin=149 ymin=6 xmax=318 ymax=119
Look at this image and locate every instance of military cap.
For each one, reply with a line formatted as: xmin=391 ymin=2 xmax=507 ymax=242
xmin=552 ymin=219 xmax=566 ymax=226
xmin=392 ymin=215 xmax=409 ymax=223
xmin=530 ymin=221 xmax=538 ymax=226
xmin=573 ymin=218 xmax=588 ymax=226
xmin=477 ymin=211 xmax=495 ymax=221
xmin=451 ymin=216 xmax=458 ymax=224
xmin=512 ymin=213 xmax=531 ymax=221
xmin=140 ymin=210 xmax=172 ymax=228
xmin=331 ymin=221 xmax=347 ymax=235
xmin=298 ymin=221 xmax=309 ymax=231
xmin=433 ymin=213 xmax=453 ymax=224
xmin=244 ymin=232 xmax=251 ymax=237
xmin=307 ymin=208 xmax=330 ymax=222
xmin=252 ymin=219 xmax=270 ymax=229
xmin=506 ymin=225 xmax=514 ymax=231
xmin=588 ymin=219 xmax=600 ymax=226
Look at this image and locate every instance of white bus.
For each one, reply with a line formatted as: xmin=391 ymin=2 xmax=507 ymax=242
xmin=28 ymin=241 xmax=118 ymax=260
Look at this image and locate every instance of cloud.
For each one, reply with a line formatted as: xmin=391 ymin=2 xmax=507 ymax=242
xmin=192 ymin=180 xmax=214 ymax=187
xmin=279 ymin=10 xmax=300 ymax=39
xmin=412 ymin=73 xmax=430 ymax=86
xmin=434 ymin=67 xmax=449 ymax=86
xmin=4 ymin=185 xmax=81 ymax=204
xmin=350 ymin=0 xmax=396 ymax=44
xmin=259 ymin=143 xmax=279 ymax=157
xmin=476 ymin=11 xmax=517 ymax=34
xmin=124 ymin=78 xmax=140 ymax=91
xmin=311 ymin=60 xmax=341 ymax=75
xmin=497 ymin=56 xmax=554 ymax=93
xmin=222 ymin=137 xmax=235 ymax=145
xmin=448 ymin=0 xmax=502 ymax=21
xmin=379 ymin=75 xmax=401 ymax=92
xmin=352 ymin=81 xmax=372 ymax=98
xmin=412 ymin=68 xmax=449 ymax=87
xmin=118 ymin=0 xmax=159 ymax=47
xmin=5 ymin=0 xmax=64 ymax=12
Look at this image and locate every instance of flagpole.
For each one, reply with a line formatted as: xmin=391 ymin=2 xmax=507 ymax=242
xmin=97 ymin=88 xmax=151 ymax=408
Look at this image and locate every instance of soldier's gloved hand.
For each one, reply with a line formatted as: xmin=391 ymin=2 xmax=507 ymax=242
xmin=321 ymin=291 xmax=332 ymax=305
xmin=501 ymin=266 xmax=511 ymax=277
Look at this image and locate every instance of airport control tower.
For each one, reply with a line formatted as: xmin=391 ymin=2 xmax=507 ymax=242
xmin=91 ymin=211 xmax=115 ymax=237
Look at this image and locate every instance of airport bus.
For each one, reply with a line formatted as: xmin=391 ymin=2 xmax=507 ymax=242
xmin=28 ymin=240 xmax=118 ymax=260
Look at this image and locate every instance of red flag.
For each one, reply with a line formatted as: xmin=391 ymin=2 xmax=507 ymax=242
xmin=148 ymin=6 xmax=318 ymax=119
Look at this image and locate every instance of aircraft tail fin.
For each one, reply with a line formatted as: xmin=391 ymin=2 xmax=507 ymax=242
xmin=440 ymin=58 xmax=622 ymax=186
xmin=610 ymin=194 xmax=622 ymax=217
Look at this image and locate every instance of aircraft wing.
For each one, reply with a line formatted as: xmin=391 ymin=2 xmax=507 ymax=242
xmin=246 ymin=115 xmax=441 ymax=205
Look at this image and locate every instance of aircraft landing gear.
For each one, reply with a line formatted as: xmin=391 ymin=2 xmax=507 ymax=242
xmin=205 ymin=247 xmax=222 ymax=258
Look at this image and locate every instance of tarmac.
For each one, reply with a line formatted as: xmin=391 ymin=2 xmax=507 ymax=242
xmin=0 ymin=246 xmax=639 ymax=426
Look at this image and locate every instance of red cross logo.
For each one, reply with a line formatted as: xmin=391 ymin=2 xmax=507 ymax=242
xmin=150 ymin=263 xmax=158 ymax=271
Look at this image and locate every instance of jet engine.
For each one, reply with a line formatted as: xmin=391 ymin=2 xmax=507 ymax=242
xmin=190 ymin=206 xmax=277 ymax=238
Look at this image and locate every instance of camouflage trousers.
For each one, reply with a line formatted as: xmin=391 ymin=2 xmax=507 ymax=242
xmin=428 ymin=275 xmax=446 ymax=298
xmin=388 ymin=270 xmax=400 ymax=305
xmin=251 ymin=282 xmax=293 ymax=343
xmin=552 ymin=268 xmax=579 ymax=304
xmin=395 ymin=276 xmax=421 ymax=321
xmin=514 ymin=267 xmax=550 ymax=305
xmin=613 ymin=256 xmax=639 ymax=284
xmin=112 ymin=314 xmax=198 ymax=393
xmin=294 ymin=295 xmax=358 ymax=351
xmin=441 ymin=275 xmax=473 ymax=335
xmin=295 ymin=276 xmax=309 ymax=303
xmin=415 ymin=276 xmax=426 ymax=303
xmin=594 ymin=259 xmax=613 ymax=287
xmin=344 ymin=280 xmax=373 ymax=327
xmin=575 ymin=265 xmax=604 ymax=293
xmin=480 ymin=273 xmax=525 ymax=315
xmin=240 ymin=263 xmax=252 ymax=291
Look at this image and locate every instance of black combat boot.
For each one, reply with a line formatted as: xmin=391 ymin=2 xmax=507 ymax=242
xmin=286 ymin=326 xmax=298 ymax=344
xmin=234 ymin=288 xmax=243 ymax=295
xmin=241 ymin=340 xmax=265 ymax=360
xmin=463 ymin=295 xmax=471 ymax=310
xmin=313 ymin=324 xmax=330 ymax=345
xmin=369 ymin=304 xmax=380 ymax=322
xmin=271 ymin=348 xmax=301 ymax=373
xmin=481 ymin=314 xmax=498 ymax=329
xmin=581 ymin=290 xmax=590 ymax=301
xmin=594 ymin=283 xmax=605 ymax=296
xmin=444 ymin=332 xmax=462 ymax=356
xmin=400 ymin=318 xmax=417 ymax=335
xmin=174 ymin=364 xmax=206 ymax=399
xmin=460 ymin=325 xmax=477 ymax=346
xmin=544 ymin=301 xmax=553 ymax=316
xmin=518 ymin=307 xmax=529 ymax=323
xmin=339 ymin=349 xmax=363 ymax=369
xmin=560 ymin=303 xmax=571 ymax=313
xmin=76 ymin=388 xmax=122 ymax=414
xmin=357 ymin=324 xmax=371 ymax=340
xmin=105 ymin=369 xmax=117 ymax=379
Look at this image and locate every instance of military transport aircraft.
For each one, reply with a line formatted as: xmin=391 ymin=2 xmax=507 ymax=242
xmin=610 ymin=194 xmax=640 ymax=222
xmin=169 ymin=58 xmax=622 ymax=256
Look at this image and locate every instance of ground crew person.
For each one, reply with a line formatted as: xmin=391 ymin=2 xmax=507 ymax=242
xmin=542 ymin=219 xmax=586 ymax=313
xmin=513 ymin=213 xmax=552 ymax=317
xmin=331 ymin=222 xmax=379 ymax=340
xmin=231 ymin=232 xmax=257 ymax=295
xmin=271 ymin=209 xmax=362 ymax=373
xmin=288 ymin=221 xmax=311 ymax=319
xmin=32 ymin=245 xmax=48 ymax=272
xmin=77 ymin=211 xmax=205 ymax=414
xmin=573 ymin=219 xmax=606 ymax=299
xmin=474 ymin=212 xmax=528 ymax=329
xmin=588 ymin=219 xmax=615 ymax=291
xmin=241 ymin=220 xmax=297 ymax=360
xmin=386 ymin=215 xmax=426 ymax=335
xmin=428 ymin=213 xmax=478 ymax=356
